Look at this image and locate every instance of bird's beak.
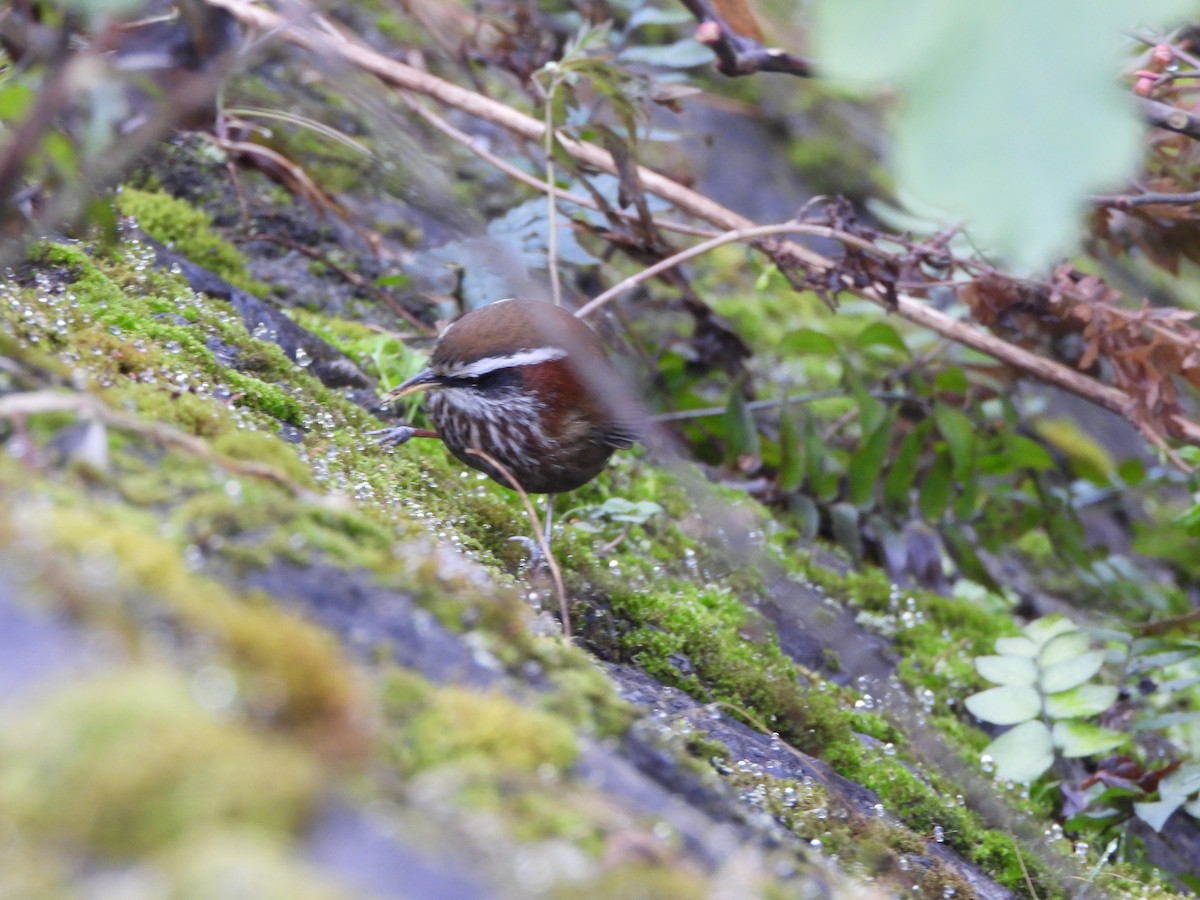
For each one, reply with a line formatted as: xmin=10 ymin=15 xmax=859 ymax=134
xmin=383 ymin=368 xmax=441 ymax=401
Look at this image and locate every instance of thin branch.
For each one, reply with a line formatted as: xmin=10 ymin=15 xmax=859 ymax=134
xmin=1090 ymin=188 xmax=1200 ymax=208
xmin=575 ymin=220 xmax=899 ymax=319
xmin=0 ymin=391 xmax=315 ymax=497
xmin=678 ymin=0 xmax=813 ymax=78
xmin=534 ymin=75 xmax=564 ymax=307
xmin=236 ymin=232 xmax=435 ymax=335
xmin=652 ymin=390 xmax=921 ymax=423
xmin=1137 ymin=95 xmax=1200 ymax=140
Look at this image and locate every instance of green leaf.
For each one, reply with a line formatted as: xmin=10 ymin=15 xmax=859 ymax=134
xmin=933 ymin=366 xmax=969 ymax=396
xmin=934 ymin=402 xmax=975 ymax=480
xmin=1023 ymin=616 xmax=1077 ymax=648
xmin=777 ymin=404 xmax=805 ymax=493
xmin=829 ymin=502 xmax=864 ymax=563
xmin=1043 ymin=684 xmax=1117 ymax=719
xmin=43 ymin=132 xmax=77 ymax=178
xmin=722 ymin=386 xmax=760 ymax=461
xmin=1118 ymin=458 xmax=1146 ymax=486
xmin=964 ymin=685 xmax=1040 ymax=725
xmin=780 ymin=328 xmax=840 ymax=356
xmin=626 ymin=6 xmax=694 ymax=28
xmin=595 ymin=498 xmax=664 ymax=525
xmin=848 ymin=410 xmax=895 ymax=508
xmin=1128 ymin=649 xmax=1199 ymax=673
xmin=951 ymin=471 xmax=979 ymax=520
xmin=994 ymin=636 xmax=1038 ymax=657
xmin=789 ymin=493 xmax=820 ymax=539
xmin=618 ymin=39 xmax=714 ymax=69
xmin=975 ymin=655 xmax=1037 ymax=687
xmin=1040 ymin=649 xmax=1104 ymax=694
xmin=1038 ymin=630 xmax=1090 ymax=667
xmin=883 ymin=420 xmax=930 ymax=513
xmin=0 ymin=81 xmax=34 ymax=120
xmin=1051 ymin=720 xmax=1126 ymax=758
xmin=1158 ymin=763 xmax=1200 ymax=799
xmin=805 ymin=418 xmax=838 ymax=503
xmin=917 ymin=449 xmax=953 ymax=522
xmin=811 ymin=0 xmax=1198 ymax=268
xmin=983 ymin=720 xmax=1055 ymax=783
xmin=1134 ymin=797 xmax=1185 ymax=833
xmin=1133 ymin=710 xmax=1200 ymax=731
xmin=59 ymin=0 xmax=146 ymax=24
xmin=855 ymin=321 xmax=910 ymax=355
xmin=84 ymin=197 xmax=118 ymax=248
xmin=1005 ymin=435 xmax=1055 ymax=471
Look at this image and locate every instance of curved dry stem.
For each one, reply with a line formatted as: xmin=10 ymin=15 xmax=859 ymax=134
xmin=574 ymin=221 xmax=892 ymax=319
xmin=463 ymin=447 xmax=571 ymax=642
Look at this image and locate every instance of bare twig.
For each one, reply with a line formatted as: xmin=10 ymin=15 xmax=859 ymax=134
xmin=652 ymin=390 xmax=923 ymax=423
xmin=533 ymin=74 xmax=564 ymax=307
xmin=0 ymin=391 xmax=315 ymax=497
xmin=575 ymin=220 xmax=893 ymax=319
xmin=1090 ymin=188 xmax=1200 ymax=208
xmin=236 ymin=232 xmax=435 ymax=335
xmin=1137 ymin=95 xmax=1200 ymax=140
xmin=678 ymin=0 xmax=813 ymax=78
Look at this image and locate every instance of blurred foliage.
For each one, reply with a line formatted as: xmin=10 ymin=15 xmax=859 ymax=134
xmin=964 ymin=617 xmax=1126 ymax=783
xmin=811 ymin=0 xmax=1195 ymax=268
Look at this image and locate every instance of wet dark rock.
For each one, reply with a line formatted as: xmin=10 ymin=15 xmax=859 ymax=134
xmin=760 ymin=570 xmax=896 ymax=683
xmin=304 ymin=802 xmax=485 ymax=900
xmin=242 ymin=562 xmax=501 ymax=688
xmin=277 ymin=423 xmax=306 ymax=444
xmin=605 ymin=662 xmax=1015 ymax=900
xmin=143 ymin=233 xmax=379 ymax=408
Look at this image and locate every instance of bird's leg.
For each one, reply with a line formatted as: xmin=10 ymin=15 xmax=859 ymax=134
xmin=369 ymin=425 xmax=440 ymax=448
xmin=510 ymin=494 xmax=557 ymax=570
xmin=543 ymin=493 xmax=556 ymax=548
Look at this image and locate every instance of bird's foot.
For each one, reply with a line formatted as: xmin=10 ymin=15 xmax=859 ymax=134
xmin=368 ymin=424 xmax=417 ymax=448
xmin=509 ymin=535 xmax=547 ymax=571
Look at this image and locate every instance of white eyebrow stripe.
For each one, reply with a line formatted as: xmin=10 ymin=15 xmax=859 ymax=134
xmin=442 ymin=346 xmax=568 ymax=379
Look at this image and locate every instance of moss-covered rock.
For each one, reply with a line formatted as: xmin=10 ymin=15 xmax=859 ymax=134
xmin=0 ymin=667 xmax=321 ymax=857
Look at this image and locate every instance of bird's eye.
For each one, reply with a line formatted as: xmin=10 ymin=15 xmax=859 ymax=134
xmin=444 ymin=367 xmax=518 ymax=391
xmin=474 ymin=368 xmax=518 ymax=391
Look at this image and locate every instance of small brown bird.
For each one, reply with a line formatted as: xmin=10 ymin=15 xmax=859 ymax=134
xmin=374 ymin=299 xmax=638 ymax=499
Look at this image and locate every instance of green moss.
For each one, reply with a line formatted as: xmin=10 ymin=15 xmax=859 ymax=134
xmin=557 ymin=865 xmax=711 ymax=899
xmin=212 ymin=431 xmax=314 ymax=485
xmin=0 ymin=667 xmax=321 ymax=857
xmin=116 ymin=187 xmax=268 ymax=295
xmin=41 ymin=507 xmax=366 ymax=749
xmin=144 ymin=390 xmax=233 ymax=438
xmin=383 ymin=672 xmax=577 ymax=776
xmin=721 ymin=763 xmax=965 ymax=896
xmin=541 ymin=656 xmax=635 ymax=739
xmin=607 ymin=575 xmax=851 ymax=756
xmin=163 ymin=831 xmax=352 ymax=899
